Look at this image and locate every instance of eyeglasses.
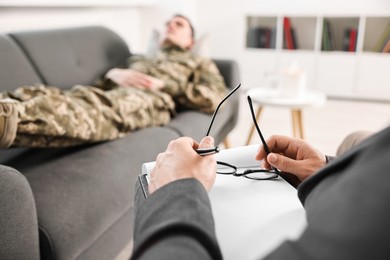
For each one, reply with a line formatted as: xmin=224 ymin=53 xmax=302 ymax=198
xmin=204 ymin=84 xmax=280 ymax=180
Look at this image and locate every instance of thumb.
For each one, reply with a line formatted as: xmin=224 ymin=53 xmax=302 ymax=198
xmin=267 ymin=153 xmax=299 ymax=174
xmin=199 ymin=136 xmax=215 ymax=149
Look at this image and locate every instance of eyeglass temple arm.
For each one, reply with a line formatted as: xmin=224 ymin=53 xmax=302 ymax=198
xmin=247 ymin=95 xmax=280 ymax=174
xmin=247 ymin=96 xmax=270 ymax=153
xmin=205 ymin=83 xmax=241 ymax=136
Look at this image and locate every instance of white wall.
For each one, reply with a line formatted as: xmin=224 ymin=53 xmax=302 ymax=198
xmin=0 ymin=7 xmax=144 ymax=52
xmin=0 ymin=1 xmax=197 ymax=54
xmin=138 ymin=0 xmax=198 ymax=54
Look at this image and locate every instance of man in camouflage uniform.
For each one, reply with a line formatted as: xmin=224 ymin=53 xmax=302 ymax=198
xmin=0 ymin=14 xmax=227 ymax=148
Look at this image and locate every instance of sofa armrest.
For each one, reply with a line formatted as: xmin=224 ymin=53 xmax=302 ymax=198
xmin=213 ymin=59 xmax=240 ymax=89
xmin=0 ymin=165 xmax=39 ymax=259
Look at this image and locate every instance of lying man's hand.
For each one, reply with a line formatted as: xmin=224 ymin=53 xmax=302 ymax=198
xmin=256 ymin=135 xmax=326 ymax=182
xmin=105 ymin=68 xmax=165 ymax=90
xmin=149 ymin=136 xmax=217 ymax=194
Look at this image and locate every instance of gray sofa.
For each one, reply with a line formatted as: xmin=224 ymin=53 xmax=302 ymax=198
xmin=0 ymin=26 xmax=240 ymax=259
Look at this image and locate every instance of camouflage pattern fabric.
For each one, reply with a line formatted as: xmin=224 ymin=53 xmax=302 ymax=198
xmin=2 ymin=46 xmax=226 ymax=147
xmin=7 ymin=84 xmax=174 ymax=147
xmin=127 ymin=46 xmax=227 ymax=113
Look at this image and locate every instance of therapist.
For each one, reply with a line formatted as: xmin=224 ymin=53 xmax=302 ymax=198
xmin=132 ymin=126 xmax=390 ymax=260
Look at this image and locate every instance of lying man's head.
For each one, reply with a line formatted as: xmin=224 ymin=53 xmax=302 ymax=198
xmin=162 ymin=14 xmax=195 ymax=50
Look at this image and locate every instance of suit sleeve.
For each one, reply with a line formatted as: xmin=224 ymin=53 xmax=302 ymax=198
xmin=264 ymin=127 xmax=390 ymax=260
xmin=132 ymin=178 xmax=223 ymax=260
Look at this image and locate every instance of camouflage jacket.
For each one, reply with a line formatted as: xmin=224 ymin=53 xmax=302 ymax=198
xmin=126 ymin=46 xmax=227 ymax=114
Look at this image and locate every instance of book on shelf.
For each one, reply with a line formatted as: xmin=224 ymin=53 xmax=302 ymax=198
xmin=322 ymin=19 xmax=333 ymax=51
xmin=379 ymin=32 xmax=390 ymax=53
xmin=291 ymin=28 xmax=298 ymax=49
xmin=342 ymin=28 xmax=358 ymax=52
xmin=348 ymin=28 xmax=358 ymax=52
xmin=373 ymin=22 xmax=390 ymax=52
xmin=246 ymin=26 xmax=275 ymax=49
xmin=258 ymin=27 xmax=271 ymax=48
xmin=382 ymin=37 xmax=390 ymax=53
xmin=283 ymin=17 xmax=296 ymax=50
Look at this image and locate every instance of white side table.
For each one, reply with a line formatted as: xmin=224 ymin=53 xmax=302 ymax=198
xmin=246 ymin=88 xmax=327 ymax=144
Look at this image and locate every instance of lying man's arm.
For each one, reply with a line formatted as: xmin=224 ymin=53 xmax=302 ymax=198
xmin=132 ymin=178 xmax=222 ymax=260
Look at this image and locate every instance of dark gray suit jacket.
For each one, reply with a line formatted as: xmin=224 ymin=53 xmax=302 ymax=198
xmin=132 ymin=126 xmax=390 ymax=259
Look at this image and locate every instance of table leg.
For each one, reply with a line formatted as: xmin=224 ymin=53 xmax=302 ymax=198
xmin=291 ymin=110 xmax=298 ymax=138
xmin=291 ymin=109 xmax=304 ymax=139
xmin=223 ymin=138 xmax=230 ymax=149
xmin=246 ymin=106 xmax=263 ymax=145
xmin=297 ymin=110 xmax=304 ymax=139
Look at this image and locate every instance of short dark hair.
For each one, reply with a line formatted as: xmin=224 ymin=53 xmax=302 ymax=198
xmin=173 ymin=14 xmax=196 ymax=39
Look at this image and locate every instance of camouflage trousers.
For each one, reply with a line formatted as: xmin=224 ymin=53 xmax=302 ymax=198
xmin=2 ymin=84 xmax=175 ymax=147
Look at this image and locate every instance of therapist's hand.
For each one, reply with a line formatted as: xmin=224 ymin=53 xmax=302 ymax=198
xmin=256 ymin=135 xmax=326 ymax=182
xmin=148 ymin=136 xmax=217 ymax=194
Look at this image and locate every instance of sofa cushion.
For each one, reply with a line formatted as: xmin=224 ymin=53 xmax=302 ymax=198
xmin=0 ymin=34 xmax=42 ymax=91
xmin=10 ymin=26 xmax=130 ymax=88
xmin=5 ymin=127 xmax=180 ymax=260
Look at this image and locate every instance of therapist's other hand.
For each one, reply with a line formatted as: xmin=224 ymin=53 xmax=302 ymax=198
xmin=148 ymin=136 xmax=217 ymax=195
xmin=256 ymin=135 xmax=326 ymax=182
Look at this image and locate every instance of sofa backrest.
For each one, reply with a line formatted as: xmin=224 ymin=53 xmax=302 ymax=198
xmin=0 ymin=34 xmax=43 ymax=91
xmin=0 ymin=26 xmax=131 ymax=90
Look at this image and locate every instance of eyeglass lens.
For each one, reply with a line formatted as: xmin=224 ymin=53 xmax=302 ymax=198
xmin=242 ymin=169 xmax=278 ymax=180
xmin=216 ymin=161 xmax=278 ymax=180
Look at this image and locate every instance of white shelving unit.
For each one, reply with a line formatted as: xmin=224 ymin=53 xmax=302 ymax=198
xmin=243 ymin=14 xmax=390 ymax=101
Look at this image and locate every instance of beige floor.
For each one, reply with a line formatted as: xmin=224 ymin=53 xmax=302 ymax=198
xmin=226 ymin=94 xmax=390 ymax=156
xmin=116 ymin=95 xmax=390 ymax=259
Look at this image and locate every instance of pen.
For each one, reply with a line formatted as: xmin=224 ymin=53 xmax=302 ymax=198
xmin=196 ymin=146 xmax=220 ymax=156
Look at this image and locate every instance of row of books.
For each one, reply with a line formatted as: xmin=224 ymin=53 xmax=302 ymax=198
xmin=246 ymin=26 xmax=276 ymax=49
xmin=246 ymin=18 xmax=298 ymax=49
xmin=373 ymin=22 xmax=390 ymax=53
xmin=322 ymin=19 xmax=357 ymax=52
xmin=247 ymin=18 xmax=389 ymax=53
xmin=342 ymin=28 xmax=358 ymax=52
